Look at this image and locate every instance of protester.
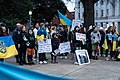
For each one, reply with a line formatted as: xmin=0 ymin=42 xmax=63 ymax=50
xmin=0 ymin=26 xmax=4 ymax=62
xmin=91 ymin=27 xmax=101 ymax=60
xmin=19 ymin=25 xmax=28 ymax=65
xmin=33 ymin=23 xmax=40 ymax=60
xmin=59 ymin=26 xmax=68 ymax=59
xmin=99 ymin=27 xmax=105 ymax=57
xmin=79 ymin=27 xmax=87 ymax=49
xmin=105 ymin=25 xmax=114 ymax=61
xmin=27 ymin=28 xmax=35 ymax=65
xmin=72 ymin=26 xmax=81 ymax=65
xmin=51 ymin=33 xmax=60 ymax=63
xmin=12 ymin=23 xmax=22 ymax=63
xmin=86 ymin=25 xmax=94 ymax=59
xmin=37 ymin=23 xmax=48 ymax=64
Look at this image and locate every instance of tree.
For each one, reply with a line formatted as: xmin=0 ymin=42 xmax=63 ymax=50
xmin=81 ymin=0 xmax=99 ymax=30
xmin=32 ymin=0 xmax=67 ymax=23
xmin=0 ymin=0 xmax=32 ymax=27
xmin=67 ymin=0 xmax=99 ymax=30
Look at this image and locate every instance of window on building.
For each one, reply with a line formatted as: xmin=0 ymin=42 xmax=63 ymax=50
xmin=96 ymin=10 xmax=98 ymax=18
xmin=82 ymin=12 xmax=84 ymax=18
xmin=106 ymin=0 xmax=109 ymax=5
xmin=101 ymin=22 xmax=103 ymax=27
xmin=101 ymin=0 xmax=104 ymax=5
xmin=101 ymin=10 xmax=103 ymax=17
xmin=107 ymin=9 xmax=109 ymax=16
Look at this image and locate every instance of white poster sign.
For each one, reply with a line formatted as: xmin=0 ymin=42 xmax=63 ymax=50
xmin=59 ymin=42 xmax=71 ymax=54
xmin=76 ymin=33 xmax=86 ymax=41
xmin=75 ymin=50 xmax=90 ymax=65
xmin=38 ymin=39 xmax=52 ymax=53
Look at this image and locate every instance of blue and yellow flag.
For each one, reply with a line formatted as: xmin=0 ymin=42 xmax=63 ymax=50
xmin=112 ymin=33 xmax=117 ymax=51
xmin=0 ymin=36 xmax=18 ymax=58
xmin=58 ymin=10 xmax=72 ymax=27
xmin=104 ymin=34 xmax=108 ymax=50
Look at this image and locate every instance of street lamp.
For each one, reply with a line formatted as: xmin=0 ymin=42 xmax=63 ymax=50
xmin=29 ymin=10 xmax=32 ymax=27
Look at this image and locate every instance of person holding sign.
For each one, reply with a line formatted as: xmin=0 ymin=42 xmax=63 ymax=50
xmin=72 ymin=26 xmax=81 ymax=65
xmin=51 ymin=33 xmax=60 ymax=63
xmin=91 ymin=27 xmax=101 ymax=60
xmin=37 ymin=23 xmax=48 ymax=64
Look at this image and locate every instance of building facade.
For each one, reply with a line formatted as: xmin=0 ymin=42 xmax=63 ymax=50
xmin=79 ymin=0 xmax=120 ymax=33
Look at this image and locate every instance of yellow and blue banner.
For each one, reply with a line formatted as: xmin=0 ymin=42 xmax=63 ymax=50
xmin=0 ymin=62 xmax=73 ymax=80
xmin=58 ymin=10 xmax=72 ymax=27
xmin=0 ymin=36 xmax=18 ymax=58
xmin=112 ymin=33 xmax=117 ymax=51
xmin=104 ymin=34 xmax=108 ymax=50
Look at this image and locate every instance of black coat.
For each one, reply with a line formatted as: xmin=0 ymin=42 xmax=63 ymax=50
xmin=27 ymin=34 xmax=35 ymax=48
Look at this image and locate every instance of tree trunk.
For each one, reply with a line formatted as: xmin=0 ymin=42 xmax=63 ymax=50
xmin=83 ymin=0 xmax=94 ymax=30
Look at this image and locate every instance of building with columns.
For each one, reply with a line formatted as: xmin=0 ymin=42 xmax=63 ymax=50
xmin=79 ymin=0 xmax=120 ymax=33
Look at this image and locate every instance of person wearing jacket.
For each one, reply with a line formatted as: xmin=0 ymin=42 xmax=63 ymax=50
xmin=72 ymin=26 xmax=81 ymax=65
xmin=99 ymin=27 xmax=105 ymax=57
xmin=12 ymin=23 xmax=22 ymax=63
xmin=91 ymin=27 xmax=101 ymax=60
xmin=19 ymin=25 xmax=28 ymax=65
xmin=0 ymin=26 xmax=4 ymax=62
xmin=27 ymin=28 xmax=35 ymax=65
xmin=51 ymin=33 xmax=60 ymax=63
xmin=37 ymin=23 xmax=48 ymax=64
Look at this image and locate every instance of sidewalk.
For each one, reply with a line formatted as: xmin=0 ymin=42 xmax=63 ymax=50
xmin=5 ymin=54 xmax=120 ymax=80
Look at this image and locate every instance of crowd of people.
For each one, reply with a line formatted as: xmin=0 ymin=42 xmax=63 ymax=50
xmin=0 ymin=21 xmax=120 ymax=65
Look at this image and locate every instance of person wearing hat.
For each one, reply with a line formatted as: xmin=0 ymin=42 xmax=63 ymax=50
xmin=12 ymin=23 xmax=22 ymax=63
xmin=105 ymin=24 xmax=116 ymax=61
xmin=37 ymin=23 xmax=48 ymax=64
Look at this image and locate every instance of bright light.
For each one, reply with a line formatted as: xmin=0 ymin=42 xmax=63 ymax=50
xmin=29 ymin=10 xmax=32 ymax=15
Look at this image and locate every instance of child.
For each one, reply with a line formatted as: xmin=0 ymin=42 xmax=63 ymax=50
xmin=51 ymin=33 xmax=60 ymax=63
xmin=27 ymin=29 xmax=35 ymax=65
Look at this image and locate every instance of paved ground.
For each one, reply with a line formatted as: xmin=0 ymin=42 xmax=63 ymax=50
xmin=5 ymin=54 xmax=120 ymax=80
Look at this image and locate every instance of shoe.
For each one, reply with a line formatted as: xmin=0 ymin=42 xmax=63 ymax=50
xmin=51 ymin=61 xmax=54 ymax=63
xmin=95 ymin=56 xmax=98 ymax=60
xmin=65 ymin=56 xmax=67 ymax=59
xmin=43 ymin=61 xmax=47 ymax=64
xmin=33 ymin=58 xmax=37 ymax=61
xmin=74 ymin=62 xmax=79 ymax=65
xmin=105 ymin=57 xmax=109 ymax=61
xmin=112 ymin=57 xmax=116 ymax=61
xmin=39 ymin=61 xmax=43 ymax=64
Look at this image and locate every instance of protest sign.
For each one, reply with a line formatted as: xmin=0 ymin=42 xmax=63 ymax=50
xmin=76 ymin=33 xmax=86 ymax=41
xmin=38 ymin=39 xmax=52 ymax=53
xmin=59 ymin=42 xmax=71 ymax=54
xmin=75 ymin=50 xmax=90 ymax=65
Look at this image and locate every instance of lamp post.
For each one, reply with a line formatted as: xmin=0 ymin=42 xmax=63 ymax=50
xmin=29 ymin=10 xmax=32 ymax=27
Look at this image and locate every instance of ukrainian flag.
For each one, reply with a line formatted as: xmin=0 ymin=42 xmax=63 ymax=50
xmin=58 ymin=10 xmax=72 ymax=27
xmin=82 ymin=40 xmax=86 ymax=45
xmin=112 ymin=33 xmax=117 ymax=51
xmin=0 ymin=36 xmax=18 ymax=58
xmin=104 ymin=34 xmax=108 ymax=50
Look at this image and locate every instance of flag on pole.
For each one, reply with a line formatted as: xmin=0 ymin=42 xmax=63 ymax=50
xmin=58 ymin=10 xmax=72 ymax=27
xmin=0 ymin=36 xmax=18 ymax=58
